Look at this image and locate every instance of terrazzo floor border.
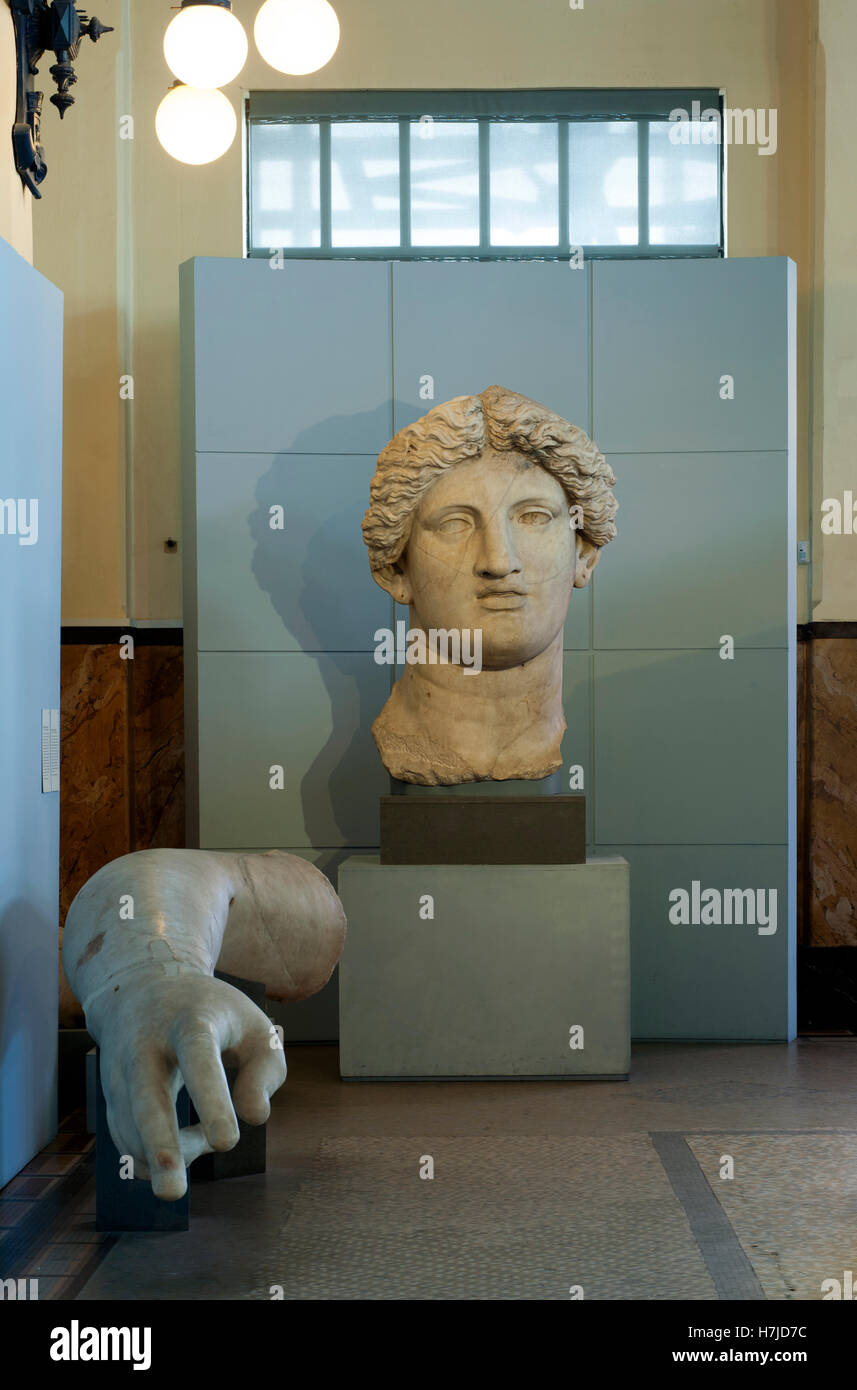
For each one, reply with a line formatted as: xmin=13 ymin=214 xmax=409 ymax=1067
xmin=651 ymin=1132 xmax=766 ymax=1300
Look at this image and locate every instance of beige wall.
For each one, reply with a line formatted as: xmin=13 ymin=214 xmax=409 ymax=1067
xmin=812 ymin=0 xmax=857 ymax=620
xmin=1 ymin=1 xmax=32 ymax=261
xmin=32 ymin=0 xmax=822 ymax=624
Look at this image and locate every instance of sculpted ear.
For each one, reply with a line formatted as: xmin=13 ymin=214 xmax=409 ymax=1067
xmin=574 ymin=535 xmax=602 ymax=589
xmin=372 ymin=560 xmax=413 ymax=606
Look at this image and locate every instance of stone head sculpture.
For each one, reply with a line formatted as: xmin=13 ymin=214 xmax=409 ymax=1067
xmin=363 ymin=385 xmax=618 ymax=785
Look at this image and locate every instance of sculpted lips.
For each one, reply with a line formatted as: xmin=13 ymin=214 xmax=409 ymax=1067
xmin=476 ymin=585 xmax=529 ymax=610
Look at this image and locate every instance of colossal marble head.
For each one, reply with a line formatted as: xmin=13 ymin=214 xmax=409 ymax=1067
xmin=363 ymin=386 xmax=618 ymax=785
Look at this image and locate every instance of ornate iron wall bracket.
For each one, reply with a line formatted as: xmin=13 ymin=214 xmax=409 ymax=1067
xmin=11 ymin=0 xmax=113 ymax=198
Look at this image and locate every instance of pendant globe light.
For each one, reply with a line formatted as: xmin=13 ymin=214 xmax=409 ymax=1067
xmin=155 ymin=83 xmax=238 ymax=166
xmin=164 ymin=1 xmax=249 ymax=90
xmin=254 ymin=0 xmax=340 ymax=76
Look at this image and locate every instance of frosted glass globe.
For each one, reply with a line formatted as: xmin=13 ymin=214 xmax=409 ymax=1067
xmin=164 ymin=4 xmax=248 ymax=89
xmin=156 ymin=85 xmax=238 ymax=166
xmin=254 ymin=0 xmax=340 ymax=76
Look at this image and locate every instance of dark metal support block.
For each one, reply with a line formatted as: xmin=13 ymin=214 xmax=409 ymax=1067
xmin=380 ymin=794 xmax=586 ymax=865
xmin=190 ymin=969 xmax=268 ymax=1183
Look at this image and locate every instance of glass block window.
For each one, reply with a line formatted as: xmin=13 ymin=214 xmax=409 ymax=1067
xmin=246 ymin=90 xmax=724 ymax=260
xmin=331 ymin=121 xmax=400 ymax=247
xmin=410 ymin=121 xmax=480 ymax=247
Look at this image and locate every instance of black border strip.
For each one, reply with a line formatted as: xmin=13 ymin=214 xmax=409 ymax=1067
xmin=650 ymin=1132 xmax=766 ymax=1301
xmin=61 ymin=628 xmax=184 ymax=646
xmin=248 ymin=87 xmax=720 ymax=122
xmin=62 ymin=625 xmax=856 ymax=645
xmin=798 ymin=622 xmax=857 ymax=640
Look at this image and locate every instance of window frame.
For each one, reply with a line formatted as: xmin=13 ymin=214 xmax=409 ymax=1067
xmin=245 ymin=88 xmax=725 ymax=261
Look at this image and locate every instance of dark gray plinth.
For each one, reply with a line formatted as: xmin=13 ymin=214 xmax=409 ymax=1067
xmin=339 ymin=856 xmax=630 ymax=1078
xmin=390 ymin=772 xmax=563 ymax=797
xmin=95 ymin=1047 xmax=191 ymax=1233
xmin=189 ymin=1062 xmax=266 ymax=1183
xmin=380 ymin=794 xmax=585 ymax=865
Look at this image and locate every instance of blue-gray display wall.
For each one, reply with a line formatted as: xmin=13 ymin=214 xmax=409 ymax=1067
xmin=181 ymin=255 xmax=796 ymax=1041
xmin=0 ymin=236 xmax=62 ymax=1186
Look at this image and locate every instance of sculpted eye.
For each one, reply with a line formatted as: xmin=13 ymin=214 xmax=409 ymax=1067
xmin=518 ymin=509 xmax=553 ymax=526
xmin=437 ymin=515 xmax=473 ymax=535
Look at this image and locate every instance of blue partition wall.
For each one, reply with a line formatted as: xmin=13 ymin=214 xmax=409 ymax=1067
xmin=0 ymin=237 xmax=63 ymax=1185
xmin=181 ymin=255 xmax=796 ymax=1040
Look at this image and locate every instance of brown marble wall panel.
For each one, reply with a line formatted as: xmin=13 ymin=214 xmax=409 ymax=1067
xmin=807 ymin=637 xmax=857 ymax=946
xmin=796 ymin=640 xmax=808 ymax=946
xmin=59 ymin=641 xmax=185 ymax=1024
xmin=131 ymin=645 xmax=185 ymax=851
xmin=60 ymin=644 xmax=129 ymax=1023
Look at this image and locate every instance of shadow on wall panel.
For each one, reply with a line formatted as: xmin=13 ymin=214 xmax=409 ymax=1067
xmin=196 ymin=451 xmax=391 ymax=652
xmin=392 ymin=260 xmax=591 ymax=434
xmin=592 ymin=453 xmax=789 ymax=649
xmin=188 ymin=259 xmax=393 ymax=454
xmin=197 ymin=651 xmax=389 ymax=849
xmin=592 ymin=258 xmax=791 ymax=453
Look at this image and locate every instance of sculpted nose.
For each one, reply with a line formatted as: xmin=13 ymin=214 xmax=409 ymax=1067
xmin=475 ymin=517 xmax=521 ymax=578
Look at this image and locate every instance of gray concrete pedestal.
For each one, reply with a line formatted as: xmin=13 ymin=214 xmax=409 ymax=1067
xmin=338 ymin=856 xmax=630 ymax=1079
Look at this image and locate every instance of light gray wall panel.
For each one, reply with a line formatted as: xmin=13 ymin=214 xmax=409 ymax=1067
xmin=184 ymin=255 xmax=795 ymax=1043
xmin=599 ymin=844 xmax=791 ymax=1039
xmin=594 ymin=453 xmax=788 ymax=649
xmin=564 ymin=583 xmax=591 ymax=650
xmin=0 ymin=238 xmax=62 ymax=1185
xmin=189 ymin=258 xmax=393 ymax=454
xmin=392 ymin=261 xmax=590 ymax=433
xmin=594 ymin=650 xmax=788 ymax=845
xmin=592 ymin=258 xmax=790 ymax=452
xmin=198 ymin=652 xmax=389 ymax=847
xmin=196 ymin=452 xmax=390 ymax=651
xmin=561 ymin=652 xmax=592 ymax=841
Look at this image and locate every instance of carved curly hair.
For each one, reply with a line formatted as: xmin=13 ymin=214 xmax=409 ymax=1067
xmin=362 ymin=385 xmax=618 ymax=572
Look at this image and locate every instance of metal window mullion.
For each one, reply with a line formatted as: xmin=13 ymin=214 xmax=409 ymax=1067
xmin=557 ymin=119 xmax=570 ymax=256
xmin=479 ymin=121 xmax=491 ymax=253
xmin=399 ymin=120 xmax=411 ymax=251
xmin=319 ymin=120 xmax=332 ymax=250
xmin=637 ymin=119 xmax=649 ymax=251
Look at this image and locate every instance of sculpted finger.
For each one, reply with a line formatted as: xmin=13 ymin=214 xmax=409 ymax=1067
xmin=101 ymin=1067 xmax=148 ymax=1181
xmin=104 ymin=1103 xmax=145 ymax=1180
xmin=232 ymin=1044 xmax=287 ymax=1127
xmin=130 ymin=1081 xmax=187 ymax=1201
xmin=174 ymin=1026 xmax=239 ymax=1152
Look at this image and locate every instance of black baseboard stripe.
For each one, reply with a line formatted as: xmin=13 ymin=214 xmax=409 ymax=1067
xmin=61 ymin=627 xmax=184 ymax=646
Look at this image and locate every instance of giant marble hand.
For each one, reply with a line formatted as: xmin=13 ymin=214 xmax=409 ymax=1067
xmin=63 ymin=849 xmax=346 ymax=1200
xmin=362 ymin=386 xmax=618 ymax=785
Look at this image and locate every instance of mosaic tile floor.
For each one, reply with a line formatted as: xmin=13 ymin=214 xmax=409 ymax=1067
xmin=0 ymin=1112 xmax=117 ymax=1300
xmin=4 ymin=1041 xmax=857 ymax=1301
xmin=689 ymin=1134 xmax=857 ymax=1300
